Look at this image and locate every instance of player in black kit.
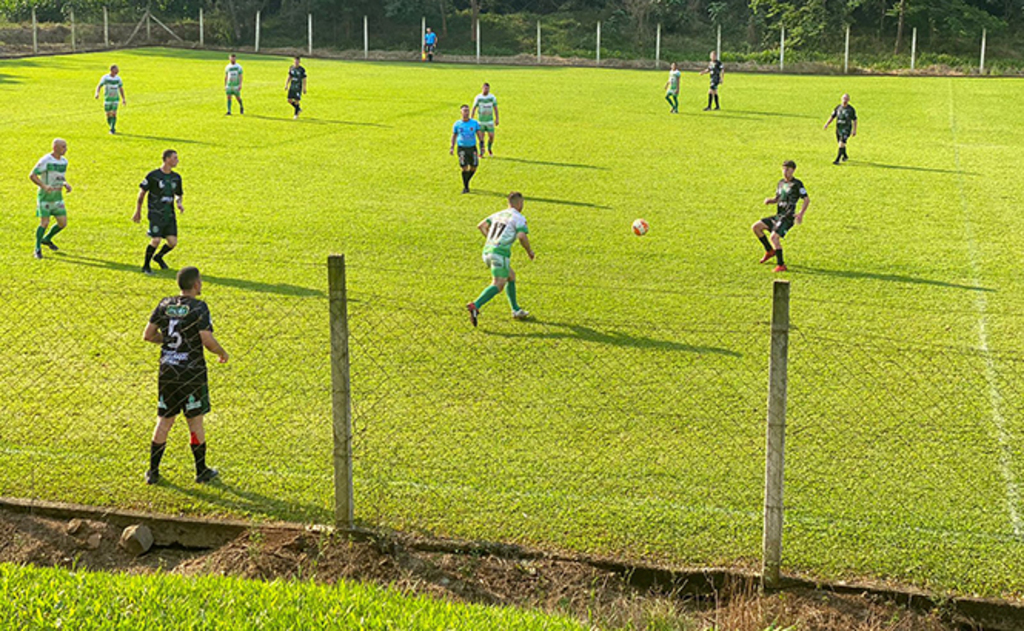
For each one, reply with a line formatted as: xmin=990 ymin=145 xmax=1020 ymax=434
xmin=824 ymin=93 xmax=858 ymax=165
xmin=751 ymin=160 xmax=810 ymax=273
xmin=143 ymin=266 xmax=229 ymax=485
xmin=700 ymin=51 xmax=724 ymax=111
xmin=133 ymin=149 xmax=183 ymax=275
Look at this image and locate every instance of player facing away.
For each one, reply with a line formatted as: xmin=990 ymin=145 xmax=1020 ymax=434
xmin=824 ymin=93 xmax=857 ymax=165
xmin=29 ymin=138 xmax=72 ymax=259
xmin=467 ymin=191 xmax=535 ymax=326
xmin=700 ymin=51 xmax=723 ymax=110
xmin=286 ymin=56 xmax=307 ymax=120
xmin=471 ymin=83 xmax=499 ymax=156
xmin=224 ymin=54 xmax=244 ymax=115
xmin=664 ymin=62 xmax=681 ymax=113
xmin=94 ymin=64 xmax=126 ymax=134
xmin=423 ymin=27 xmax=437 ymax=61
xmin=450 ymin=104 xmax=483 ymax=194
xmin=752 ymin=160 xmax=810 ymax=273
xmin=143 ymin=266 xmax=229 ymax=485
xmin=133 ymin=149 xmax=184 ymax=275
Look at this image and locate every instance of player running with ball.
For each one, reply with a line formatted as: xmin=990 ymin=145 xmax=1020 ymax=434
xmin=467 ymin=191 xmax=535 ymax=327
xmin=751 ymin=160 xmax=809 ymax=273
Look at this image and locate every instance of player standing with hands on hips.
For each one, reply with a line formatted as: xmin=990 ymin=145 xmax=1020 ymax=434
xmin=751 ymin=160 xmax=809 ymax=273
xmin=143 ymin=266 xmax=228 ymax=485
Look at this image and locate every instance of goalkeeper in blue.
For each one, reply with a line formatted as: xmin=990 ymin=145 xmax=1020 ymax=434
xmin=466 ymin=191 xmax=535 ymax=327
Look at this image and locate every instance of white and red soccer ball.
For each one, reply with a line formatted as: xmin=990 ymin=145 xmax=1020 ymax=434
xmin=632 ymin=218 xmax=649 ymax=236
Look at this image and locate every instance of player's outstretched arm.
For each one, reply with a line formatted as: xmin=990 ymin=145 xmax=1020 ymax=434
xmin=518 ymin=233 xmax=535 ymax=260
xmin=143 ymin=322 xmax=164 ymax=344
xmin=200 ymin=330 xmax=229 ymax=363
xmin=764 ymin=195 xmax=779 ymax=205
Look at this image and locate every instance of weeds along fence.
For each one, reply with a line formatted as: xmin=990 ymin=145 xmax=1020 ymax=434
xmin=4 ymin=258 xmax=1024 ymax=594
xmin=1 ymin=8 xmax=1019 ymax=76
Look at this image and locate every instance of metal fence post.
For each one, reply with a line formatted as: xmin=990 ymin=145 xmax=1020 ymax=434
xmin=199 ymin=8 xmax=204 ymax=47
xmin=421 ymin=16 xmax=425 ymax=54
xmin=104 ymin=7 xmax=109 ymax=47
xmin=716 ymin=24 xmax=721 ymax=59
xmin=596 ymin=20 xmax=601 ymax=64
xmin=980 ymin=28 xmax=987 ymax=74
xmin=363 ymin=15 xmax=368 ymax=59
xmin=762 ymin=279 xmax=790 ymax=589
xmin=844 ymin=24 xmax=850 ymax=73
xmin=70 ymin=7 xmax=76 ymax=52
xmin=537 ymin=20 xmax=541 ymax=63
xmin=32 ymin=8 xmax=38 ymax=54
xmin=308 ymin=13 xmax=313 ymax=55
xmin=146 ymin=7 xmax=151 ymax=42
xmin=476 ymin=18 xmax=480 ymax=63
xmin=779 ymin=26 xmax=785 ymax=71
xmin=910 ymin=26 xmax=917 ymax=70
xmin=655 ymin=22 xmax=661 ymax=68
xmin=254 ymin=10 xmax=260 ymax=53
xmin=329 ymin=255 xmax=354 ymax=529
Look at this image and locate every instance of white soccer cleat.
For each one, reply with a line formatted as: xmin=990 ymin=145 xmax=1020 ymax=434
xmin=512 ymin=309 xmax=530 ymax=321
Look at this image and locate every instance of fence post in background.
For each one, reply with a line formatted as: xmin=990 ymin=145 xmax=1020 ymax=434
xmin=596 ymin=21 xmax=601 ymax=64
xmin=655 ymin=22 xmax=661 ymax=68
xmin=779 ymin=26 xmax=785 ymax=71
xmin=146 ymin=7 xmax=151 ymax=42
xmin=199 ymin=8 xmax=204 ymax=47
xmin=308 ymin=13 xmax=313 ymax=55
xmin=363 ymin=15 xmax=368 ymax=58
xmin=978 ymin=27 xmax=987 ymax=75
xmin=70 ymin=7 xmax=76 ymax=52
xmin=716 ymin=23 xmax=721 ymax=59
xmin=328 ymin=255 xmax=355 ymax=530
xmin=537 ymin=20 xmax=541 ymax=63
xmin=104 ymin=7 xmax=109 ymax=47
xmin=762 ymin=279 xmax=790 ymax=590
xmin=910 ymin=26 xmax=917 ymax=70
xmin=475 ymin=18 xmax=480 ymax=63
xmin=32 ymin=8 xmax=38 ymax=54
xmin=254 ymin=11 xmax=260 ymax=52
xmin=844 ymin=24 xmax=850 ymax=73
xmin=421 ymin=16 xmax=425 ymax=53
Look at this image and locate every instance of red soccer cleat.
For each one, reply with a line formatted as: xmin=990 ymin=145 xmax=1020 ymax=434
xmin=466 ymin=302 xmax=479 ymax=327
xmin=759 ymin=249 xmax=777 ymax=264
xmin=773 ymin=265 xmax=788 ymax=273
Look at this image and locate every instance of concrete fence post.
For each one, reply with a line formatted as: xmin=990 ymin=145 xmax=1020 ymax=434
xmin=762 ymin=279 xmax=790 ymax=589
xmin=329 ymin=255 xmax=355 ymax=529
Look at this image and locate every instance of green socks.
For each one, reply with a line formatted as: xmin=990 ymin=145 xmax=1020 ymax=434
xmin=506 ymin=281 xmax=520 ymax=312
xmin=474 ymin=285 xmax=501 ymax=309
xmin=43 ymin=224 xmax=64 ymax=244
xmin=109 ymin=116 xmax=116 ymax=132
xmin=35 ymin=226 xmax=46 ymax=250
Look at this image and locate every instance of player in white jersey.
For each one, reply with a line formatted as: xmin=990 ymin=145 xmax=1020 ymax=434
xmin=224 ymin=54 xmax=244 ymax=115
xmin=466 ymin=192 xmax=535 ymax=327
xmin=664 ymin=62 xmax=681 ymax=114
xmin=471 ymin=83 xmax=499 ymax=157
xmin=29 ymin=139 xmax=73 ymax=259
xmin=94 ymin=64 xmax=126 ymax=134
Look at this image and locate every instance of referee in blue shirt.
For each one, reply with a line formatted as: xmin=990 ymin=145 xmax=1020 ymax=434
xmin=424 ymin=28 xmax=437 ymax=61
xmin=450 ymin=105 xmax=483 ymax=194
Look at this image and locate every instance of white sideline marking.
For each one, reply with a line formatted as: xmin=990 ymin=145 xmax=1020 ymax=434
xmin=948 ymin=81 xmax=1023 ymax=539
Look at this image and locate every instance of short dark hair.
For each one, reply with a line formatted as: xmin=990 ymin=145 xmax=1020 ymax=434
xmin=162 ymin=149 xmax=177 ymax=162
xmin=461 ymin=104 xmax=470 ymax=109
xmin=508 ymin=191 xmax=523 ymax=204
xmin=483 ymin=82 xmax=490 ymax=87
xmin=177 ymin=266 xmax=201 ymax=291
xmin=782 ymin=160 xmax=797 ymax=169
xmin=295 ymin=55 xmax=301 ymax=60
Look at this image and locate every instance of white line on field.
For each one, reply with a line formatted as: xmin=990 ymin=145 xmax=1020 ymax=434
xmin=948 ymin=80 xmax=1023 ymax=539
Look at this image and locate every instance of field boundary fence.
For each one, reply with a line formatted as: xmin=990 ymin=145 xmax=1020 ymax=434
xmin=0 ymin=8 xmax=1016 ymax=76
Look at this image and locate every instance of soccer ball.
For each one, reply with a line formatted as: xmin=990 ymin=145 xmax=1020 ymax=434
xmin=632 ymin=219 xmax=649 ymax=236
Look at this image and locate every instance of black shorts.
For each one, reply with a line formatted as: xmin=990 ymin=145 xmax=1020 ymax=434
xmin=836 ymin=128 xmax=852 ymax=143
xmin=288 ymin=88 xmax=302 ymax=102
xmin=761 ymin=213 xmax=795 ymax=238
xmin=147 ymin=211 xmax=177 ymax=239
xmin=457 ymin=145 xmax=478 ymax=168
xmin=424 ymin=44 xmax=436 ymax=53
xmin=710 ymin=80 xmax=721 ymax=91
xmin=158 ymin=373 xmax=210 ymax=419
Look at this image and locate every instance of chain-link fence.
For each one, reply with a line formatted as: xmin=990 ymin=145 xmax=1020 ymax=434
xmin=2 ymin=6 xmax=1021 ymax=76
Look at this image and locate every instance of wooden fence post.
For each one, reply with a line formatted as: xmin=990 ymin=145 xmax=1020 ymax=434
xmin=329 ymin=255 xmax=355 ymax=529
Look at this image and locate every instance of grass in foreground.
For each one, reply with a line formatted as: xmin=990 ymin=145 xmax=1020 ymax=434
xmin=1 ymin=49 xmax=1024 ymax=597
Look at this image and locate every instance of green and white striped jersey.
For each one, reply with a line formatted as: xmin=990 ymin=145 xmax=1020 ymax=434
xmin=98 ymin=73 xmax=122 ymax=102
xmin=473 ymin=93 xmax=497 ymax=123
xmin=225 ymin=63 xmax=243 ymax=87
xmin=483 ymin=208 xmax=528 ymax=258
xmin=668 ymin=69 xmax=681 ymax=91
xmin=32 ymin=154 xmax=67 ymax=204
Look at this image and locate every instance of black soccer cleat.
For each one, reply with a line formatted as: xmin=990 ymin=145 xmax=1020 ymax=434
xmin=145 ymin=469 xmax=160 ymax=485
xmin=142 ymin=266 xmax=154 ymax=276
xmin=41 ymin=240 xmax=59 ymax=251
xmin=34 ymin=249 xmax=43 ymax=260
xmin=461 ymin=188 xmax=470 ymax=194
xmin=195 ymin=467 xmax=220 ymax=484
xmin=466 ymin=303 xmax=479 ymax=327
xmin=841 ymin=154 xmax=849 ymax=162
xmin=240 ymin=106 xmax=244 ymax=115
xmin=832 ymin=159 xmax=841 ymax=166
xmin=153 ymin=255 xmax=169 ymax=270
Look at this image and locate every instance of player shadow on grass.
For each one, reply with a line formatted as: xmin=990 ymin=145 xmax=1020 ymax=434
xmin=245 ymin=114 xmax=391 ymax=128
xmin=116 ymin=133 xmax=219 ymax=147
xmin=729 ymin=109 xmax=818 ymax=120
xmin=845 ymin=161 xmax=979 ymax=176
xmin=161 ymin=478 xmax=328 ymax=523
xmin=482 ymin=320 xmax=742 ymax=356
xmin=797 ymin=266 xmax=995 ymax=292
xmin=52 ymin=253 xmax=325 ymax=297
xmin=489 ymin=157 xmax=609 ymax=171
xmin=470 ymin=189 xmax=612 ymax=210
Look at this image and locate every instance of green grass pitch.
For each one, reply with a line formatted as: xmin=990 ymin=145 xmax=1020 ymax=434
xmin=2 ymin=49 xmax=1024 ymax=597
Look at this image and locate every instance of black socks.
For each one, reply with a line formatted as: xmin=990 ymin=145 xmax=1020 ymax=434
xmin=150 ymin=441 xmax=166 ymax=473
xmin=714 ymin=94 xmax=720 ymax=108
xmin=191 ymin=442 xmax=207 ymax=475
xmin=776 ymin=248 xmax=785 ymax=266
xmin=144 ymin=244 xmax=156 ymax=269
xmin=758 ymin=235 xmax=773 ymax=252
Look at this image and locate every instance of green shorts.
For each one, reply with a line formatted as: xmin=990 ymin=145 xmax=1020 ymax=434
xmin=483 ymin=252 xmax=510 ymax=278
xmin=478 ymin=121 xmax=495 ymax=133
xmin=226 ymin=86 xmax=241 ymax=96
xmin=104 ymin=100 xmax=119 ymax=112
xmin=37 ymin=200 xmax=66 ymax=218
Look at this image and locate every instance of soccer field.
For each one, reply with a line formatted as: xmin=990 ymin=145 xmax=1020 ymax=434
xmin=2 ymin=49 xmax=1024 ymax=597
